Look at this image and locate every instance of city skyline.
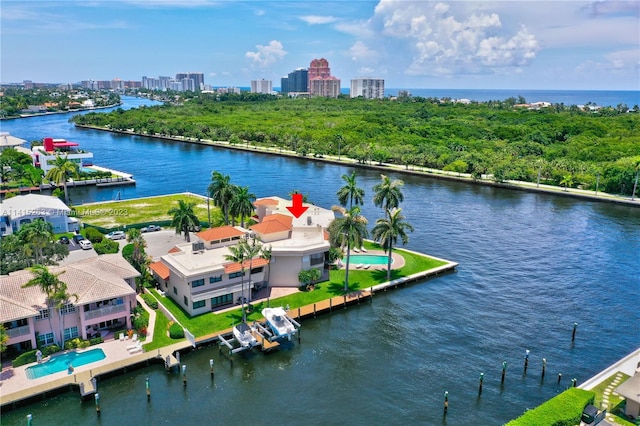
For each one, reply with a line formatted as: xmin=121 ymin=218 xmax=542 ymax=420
xmin=1 ymin=1 xmax=638 ymax=91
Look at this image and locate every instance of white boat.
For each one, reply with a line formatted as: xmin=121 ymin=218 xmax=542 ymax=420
xmin=261 ymin=307 xmax=297 ymax=340
xmin=233 ymin=322 xmax=258 ymax=348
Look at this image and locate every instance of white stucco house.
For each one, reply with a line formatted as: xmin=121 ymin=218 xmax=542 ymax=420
xmin=0 ymin=193 xmax=79 ymax=236
xmin=150 ymin=196 xmax=334 ymax=316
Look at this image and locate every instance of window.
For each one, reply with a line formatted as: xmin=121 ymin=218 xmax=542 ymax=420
xmin=173 ymin=286 xmax=178 ymax=295
xmin=184 ymin=296 xmax=188 ymax=306
xmin=229 ymin=271 xmax=244 ymax=279
xmin=191 ymin=278 xmax=205 ymax=288
xmin=37 ymin=332 xmax=55 ymax=346
xmin=211 ymin=293 xmax=233 ymax=308
xmin=64 ymin=326 xmax=79 ymax=341
xmin=310 ymin=253 xmax=324 ymax=265
xmin=209 ymin=275 xmax=222 ymax=283
xmin=193 ymin=300 xmax=206 ymax=309
xmin=250 ymin=266 xmax=264 ymax=274
xmin=59 ymin=303 xmax=76 ymax=315
xmin=35 ymin=309 xmax=50 ymax=321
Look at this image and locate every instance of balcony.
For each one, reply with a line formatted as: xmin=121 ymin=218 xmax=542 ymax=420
xmin=84 ymin=303 xmax=126 ymax=320
xmin=7 ymin=325 xmax=30 ymax=338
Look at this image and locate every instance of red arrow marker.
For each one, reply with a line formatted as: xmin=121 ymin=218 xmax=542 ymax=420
xmin=286 ymin=193 xmax=309 ymax=218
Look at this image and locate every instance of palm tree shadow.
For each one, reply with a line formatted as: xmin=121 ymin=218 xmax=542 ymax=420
xmin=327 ymin=281 xmax=362 ymax=295
xmin=371 ymin=269 xmax=404 ymax=281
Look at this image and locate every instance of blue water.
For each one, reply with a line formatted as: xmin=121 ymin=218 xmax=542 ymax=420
xmin=0 ymin=96 xmax=638 ymax=425
xmin=344 ymin=254 xmax=390 ymax=265
xmin=25 ymin=349 xmax=106 ymax=379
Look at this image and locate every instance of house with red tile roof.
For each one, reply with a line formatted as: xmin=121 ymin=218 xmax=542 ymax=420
xmin=151 ymin=196 xmax=334 ymax=316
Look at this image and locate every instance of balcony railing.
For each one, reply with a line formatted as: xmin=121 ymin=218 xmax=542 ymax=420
xmin=84 ymin=303 xmax=126 ymax=320
xmin=7 ymin=325 xmax=30 ymax=338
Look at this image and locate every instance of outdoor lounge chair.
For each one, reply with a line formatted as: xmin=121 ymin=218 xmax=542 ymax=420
xmin=355 ymin=264 xmax=364 ymax=269
xmin=132 ymin=333 xmax=138 ymax=342
xmin=128 ymin=342 xmax=143 ymax=354
xmin=353 ymin=248 xmax=360 ymax=253
xmin=126 ymin=340 xmax=140 ymax=350
xmin=363 ymin=264 xmax=371 ymax=269
xmin=361 ymin=246 xmax=367 ymax=252
xmin=119 ymin=333 xmax=125 ymax=341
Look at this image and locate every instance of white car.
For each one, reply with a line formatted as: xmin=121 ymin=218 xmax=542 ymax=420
xmin=106 ymin=231 xmax=126 ymax=240
xmin=141 ymin=225 xmax=161 ymax=232
xmin=78 ymin=239 xmax=93 ymax=250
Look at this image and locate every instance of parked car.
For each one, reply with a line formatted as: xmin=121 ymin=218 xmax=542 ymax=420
xmin=58 ymin=236 xmax=70 ymax=244
xmin=78 ymin=239 xmax=93 ymax=250
xmin=106 ymin=231 xmax=126 ymax=240
xmin=141 ymin=225 xmax=161 ymax=232
xmin=72 ymin=234 xmax=85 ymax=243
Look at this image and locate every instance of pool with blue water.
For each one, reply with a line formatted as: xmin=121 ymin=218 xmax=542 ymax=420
xmin=25 ymin=348 xmax=106 ymax=379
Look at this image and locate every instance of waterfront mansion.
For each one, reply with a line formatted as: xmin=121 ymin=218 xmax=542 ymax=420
xmin=0 ymin=254 xmax=139 ymax=355
xmin=150 ymin=196 xmax=335 ymax=316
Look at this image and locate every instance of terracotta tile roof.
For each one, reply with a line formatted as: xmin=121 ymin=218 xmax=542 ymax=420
xmin=196 ymin=225 xmax=245 ymax=242
xmin=0 ymin=294 xmax=39 ymax=323
xmin=254 ymin=198 xmax=279 ymax=206
xmin=0 ymin=254 xmax=138 ymax=322
xmin=250 ymin=214 xmax=292 ymax=235
xmin=149 ymin=261 xmax=170 ymax=280
xmin=223 ymin=257 xmax=269 ymax=274
xmin=168 ymin=246 xmax=181 ymax=254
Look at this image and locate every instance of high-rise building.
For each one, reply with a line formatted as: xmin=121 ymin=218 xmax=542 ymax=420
xmin=308 ymin=58 xmax=340 ymax=98
xmin=350 ymin=78 xmax=385 ymax=99
xmin=251 ymin=79 xmax=273 ymax=94
xmin=175 ymin=73 xmax=204 ymax=91
xmin=281 ymin=68 xmax=308 ymax=94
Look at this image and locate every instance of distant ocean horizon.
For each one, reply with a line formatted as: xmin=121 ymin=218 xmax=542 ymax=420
xmin=260 ymin=87 xmax=639 ymax=108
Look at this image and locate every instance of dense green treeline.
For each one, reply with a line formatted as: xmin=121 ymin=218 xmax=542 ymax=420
xmin=72 ymin=95 xmax=640 ymax=195
xmin=0 ymin=88 xmax=120 ymax=118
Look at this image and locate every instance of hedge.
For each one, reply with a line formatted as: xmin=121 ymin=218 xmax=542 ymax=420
xmin=141 ymin=293 xmax=158 ymax=309
xmin=506 ymin=387 xmax=595 ymax=426
xmin=11 ymin=344 xmax=61 ymax=367
xmin=94 ymin=238 xmax=119 ymax=255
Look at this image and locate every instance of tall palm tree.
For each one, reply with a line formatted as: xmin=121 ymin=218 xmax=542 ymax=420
xmin=225 ymin=237 xmax=259 ymax=323
xmin=126 ymin=228 xmax=149 ymax=292
xmin=168 ymin=200 xmax=200 ymax=242
xmin=208 ymin=171 xmax=235 ymax=225
xmin=53 ymin=281 xmax=78 ymax=348
xmin=45 ymin=155 xmax=78 ymax=204
xmin=260 ymin=244 xmax=272 ymax=290
xmin=372 ymin=208 xmax=414 ymax=281
xmin=373 ymin=174 xmax=404 ymax=210
xmin=328 ymin=206 xmax=368 ymax=292
xmin=229 ymin=185 xmax=256 ymax=228
xmin=17 ymin=219 xmax=54 ymax=266
xmin=22 ymin=265 xmax=66 ymax=346
xmin=336 ymin=170 xmax=365 ymax=208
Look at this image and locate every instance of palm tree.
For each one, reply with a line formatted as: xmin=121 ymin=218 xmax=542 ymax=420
xmin=45 ymin=155 xmax=78 ymax=204
xmin=229 ymin=185 xmax=255 ymax=227
xmin=224 ymin=236 xmax=264 ymax=323
xmin=168 ymin=200 xmax=200 ymax=242
xmin=208 ymin=171 xmax=235 ymax=225
xmin=126 ymin=228 xmax=149 ymax=292
xmin=22 ymin=265 xmax=66 ymax=346
xmin=53 ymin=281 xmax=78 ymax=348
xmin=328 ymin=206 xmax=368 ymax=292
xmin=372 ymin=208 xmax=414 ymax=281
xmin=17 ymin=219 xmax=54 ymax=266
xmin=631 ymin=156 xmax=640 ymax=201
xmin=373 ymin=174 xmax=404 ymax=210
xmin=336 ymin=170 xmax=365 ymax=208
xmin=560 ymin=174 xmax=573 ymax=192
xmin=260 ymin=244 xmax=272 ymax=290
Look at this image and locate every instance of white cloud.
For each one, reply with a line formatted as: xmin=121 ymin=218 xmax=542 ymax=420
xmin=577 ymin=48 xmax=640 ymax=73
xmin=299 ymin=15 xmax=339 ymax=25
xmin=370 ymin=0 xmax=541 ymax=76
xmin=245 ymin=40 xmax=287 ymax=68
xmin=349 ymin=41 xmax=377 ymax=62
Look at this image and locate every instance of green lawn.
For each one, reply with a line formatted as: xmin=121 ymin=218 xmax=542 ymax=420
xmin=149 ymin=245 xmax=448 ymax=338
xmin=73 ymin=193 xmax=221 ymax=229
xmin=590 ymin=372 xmax=639 ymax=426
xmin=143 ymin=302 xmax=186 ymax=351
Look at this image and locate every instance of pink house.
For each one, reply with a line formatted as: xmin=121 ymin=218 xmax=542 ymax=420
xmin=0 ymin=254 xmax=139 ymax=354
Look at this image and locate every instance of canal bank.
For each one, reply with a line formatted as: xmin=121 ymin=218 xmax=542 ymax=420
xmin=1 ymin=257 xmax=457 ymax=410
xmin=74 ymin=124 xmax=640 ymax=208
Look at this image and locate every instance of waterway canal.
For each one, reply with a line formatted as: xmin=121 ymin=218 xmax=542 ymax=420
xmin=1 ymin=97 xmax=638 ymax=425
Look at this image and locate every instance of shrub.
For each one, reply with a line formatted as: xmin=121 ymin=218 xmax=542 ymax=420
xmin=141 ymin=293 xmax=158 ymax=309
xmin=89 ymin=337 xmax=104 ymax=346
xmin=12 ymin=350 xmax=37 ymax=367
xmin=42 ymin=344 xmax=61 ymax=356
xmin=64 ymin=338 xmax=90 ymax=350
xmin=169 ymin=322 xmax=184 ymax=339
xmin=94 ymin=238 xmax=119 ymax=255
xmin=84 ymin=227 xmax=105 ymax=243
xmin=122 ymin=243 xmax=134 ymax=260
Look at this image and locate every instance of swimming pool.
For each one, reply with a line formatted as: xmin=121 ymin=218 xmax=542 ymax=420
xmin=25 ymin=348 xmax=106 ymax=379
xmin=343 ymin=254 xmax=392 ymax=265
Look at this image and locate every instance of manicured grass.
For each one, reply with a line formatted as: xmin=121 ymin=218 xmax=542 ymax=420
xmin=149 ymin=245 xmax=448 ymax=338
xmin=589 ymin=372 xmax=638 ymax=426
xmin=143 ymin=305 xmax=184 ymax=351
xmin=74 ymin=193 xmax=221 ymax=229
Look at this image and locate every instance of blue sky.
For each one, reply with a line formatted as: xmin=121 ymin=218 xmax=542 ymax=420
xmin=1 ymin=1 xmax=639 ymax=90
